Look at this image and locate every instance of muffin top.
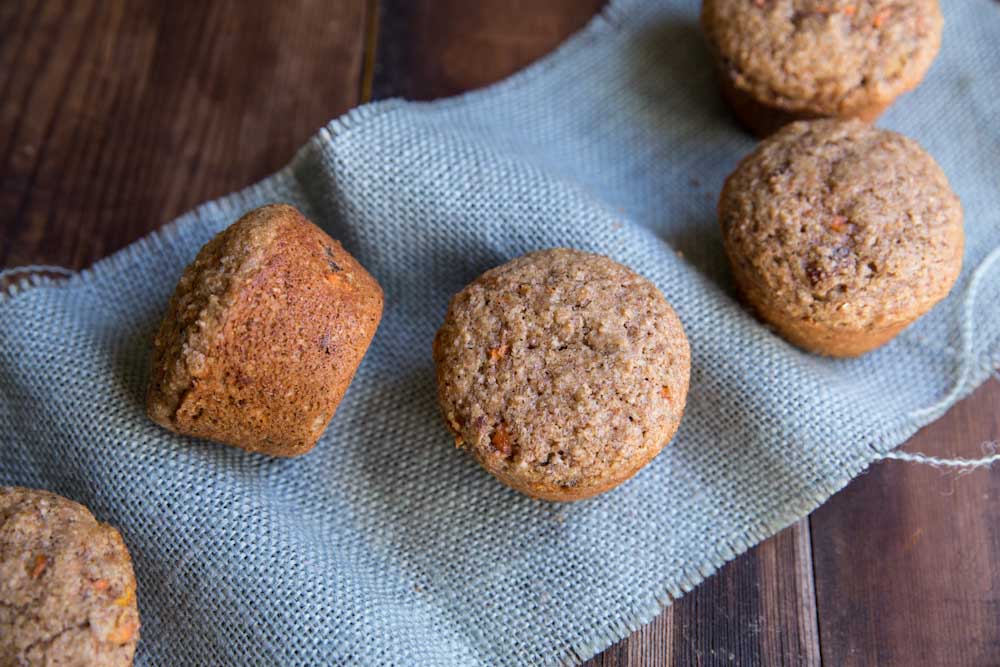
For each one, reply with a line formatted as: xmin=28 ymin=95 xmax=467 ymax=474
xmin=719 ymin=119 xmax=963 ymax=329
xmin=701 ymin=0 xmax=942 ymax=115
xmin=0 ymin=487 xmax=140 ymax=666
xmin=433 ymin=249 xmax=690 ymax=497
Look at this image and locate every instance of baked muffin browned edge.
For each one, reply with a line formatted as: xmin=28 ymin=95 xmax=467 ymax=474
xmin=717 ymin=121 xmax=963 ymax=357
xmin=145 ymin=204 xmax=384 ymax=456
xmin=432 ymin=249 xmax=691 ymax=501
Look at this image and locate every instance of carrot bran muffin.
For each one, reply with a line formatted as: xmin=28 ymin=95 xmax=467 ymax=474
xmin=0 ymin=487 xmax=139 ymax=667
xmin=146 ymin=204 xmax=383 ymax=457
xmin=433 ymin=249 xmax=691 ymax=501
xmin=701 ymin=0 xmax=943 ymax=136
xmin=719 ymin=119 xmax=963 ymax=357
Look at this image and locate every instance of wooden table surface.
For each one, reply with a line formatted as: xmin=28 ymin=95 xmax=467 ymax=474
xmin=3 ymin=2 xmax=998 ymax=665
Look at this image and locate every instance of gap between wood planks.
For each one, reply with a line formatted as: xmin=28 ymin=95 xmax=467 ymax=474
xmin=360 ymin=0 xmax=379 ymax=103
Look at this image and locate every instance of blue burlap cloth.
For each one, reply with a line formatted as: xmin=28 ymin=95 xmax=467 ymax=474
xmin=2 ymin=1 xmax=998 ymax=664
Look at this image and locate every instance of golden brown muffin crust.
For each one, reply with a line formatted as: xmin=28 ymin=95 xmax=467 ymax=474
xmin=147 ymin=204 xmax=384 ymax=456
xmin=0 ymin=487 xmax=139 ymax=667
xmin=434 ymin=249 xmax=690 ymax=501
xmin=702 ymin=0 xmax=942 ymax=122
xmin=719 ymin=119 xmax=963 ymax=355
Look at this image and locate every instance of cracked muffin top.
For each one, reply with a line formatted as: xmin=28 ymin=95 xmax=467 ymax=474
xmin=719 ymin=119 xmax=963 ymax=330
xmin=701 ymin=0 xmax=942 ymax=116
xmin=0 ymin=487 xmax=139 ymax=667
xmin=433 ymin=249 xmax=690 ymax=501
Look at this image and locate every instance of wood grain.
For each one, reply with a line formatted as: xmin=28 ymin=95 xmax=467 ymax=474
xmin=673 ymin=522 xmax=820 ymax=667
xmin=586 ymin=520 xmax=820 ymax=666
xmin=812 ymin=378 xmax=1000 ymax=667
xmin=0 ymin=0 xmax=368 ymax=270
xmin=374 ymin=0 xmax=605 ymax=101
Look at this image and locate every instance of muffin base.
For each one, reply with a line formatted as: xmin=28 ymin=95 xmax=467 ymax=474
xmin=471 ymin=428 xmax=675 ymax=502
xmin=718 ymin=73 xmax=888 ymax=138
xmin=747 ymin=291 xmax=913 ymax=357
xmin=726 ymin=250 xmax=917 ymax=357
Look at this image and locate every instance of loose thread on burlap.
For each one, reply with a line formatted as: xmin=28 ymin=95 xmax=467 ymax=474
xmin=882 ymin=442 xmax=1000 ymax=471
xmin=886 ymin=245 xmax=1000 ymax=471
xmin=908 ymin=245 xmax=1000 ymax=423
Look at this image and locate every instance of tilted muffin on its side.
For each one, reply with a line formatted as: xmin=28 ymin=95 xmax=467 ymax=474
xmin=434 ymin=249 xmax=691 ymax=502
xmin=701 ymin=0 xmax=943 ymax=136
xmin=719 ymin=119 xmax=963 ymax=357
xmin=147 ymin=204 xmax=383 ymax=457
xmin=0 ymin=487 xmax=140 ymax=667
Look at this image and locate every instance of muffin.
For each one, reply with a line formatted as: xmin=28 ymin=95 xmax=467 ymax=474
xmin=719 ymin=119 xmax=963 ymax=357
xmin=147 ymin=204 xmax=383 ymax=457
xmin=0 ymin=487 xmax=140 ymax=667
xmin=701 ymin=0 xmax=943 ymax=136
xmin=433 ymin=249 xmax=691 ymax=501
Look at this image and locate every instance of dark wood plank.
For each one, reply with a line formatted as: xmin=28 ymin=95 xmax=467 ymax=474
xmin=373 ymin=0 xmax=605 ymax=101
xmin=672 ymin=521 xmax=820 ymax=667
xmin=0 ymin=0 xmax=370 ymax=270
xmin=590 ymin=521 xmax=820 ymax=667
xmin=372 ymin=4 xmax=821 ymax=666
xmin=811 ymin=378 xmax=1000 ymax=667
